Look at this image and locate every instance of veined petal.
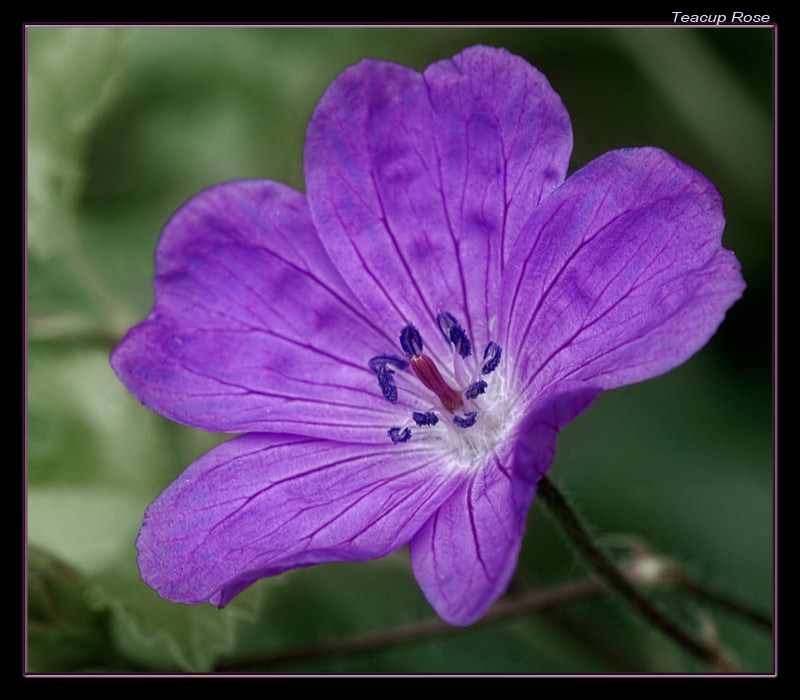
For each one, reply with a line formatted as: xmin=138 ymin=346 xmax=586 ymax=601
xmin=305 ymin=46 xmax=572 ymax=359
xmin=137 ymin=434 xmax=465 ymax=607
xmin=111 ymin=180 xmax=405 ymax=442
xmin=497 ymin=148 xmax=745 ymax=401
xmin=410 ymin=381 xmax=599 ymax=625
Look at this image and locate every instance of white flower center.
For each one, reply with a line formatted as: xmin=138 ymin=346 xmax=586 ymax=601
xmin=418 ymin=367 xmax=522 ymax=472
xmin=370 ymin=312 xmax=518 ymax=472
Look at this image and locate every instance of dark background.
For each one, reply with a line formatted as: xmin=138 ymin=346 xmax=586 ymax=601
xmin=27 ymin=26 xmax=773 ymax=673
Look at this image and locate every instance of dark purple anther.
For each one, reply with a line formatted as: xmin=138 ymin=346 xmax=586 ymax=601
xmin=400 ymin=324 xmax=424 ymax=356
xmin=388 ymin=427 xmax=412 ymax=443
xmin=465 ymin=381 xmax=487 ymax=399
xmin=481 ymin=342 xmax=502 ymax=375
xmin=369 ymin=355 xmax=409 ymax=372
xmin=370 ymin=355 xmax=408 ymax=404
xmin=412 ymin=411 xmax=439 ymax=426
xmin=436 ymin=311 xmax=472 ymax=358
xmin=453 ymin=411 xmax=477 ymax=428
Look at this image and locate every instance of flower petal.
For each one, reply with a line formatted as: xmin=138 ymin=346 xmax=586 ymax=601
xmin=409 ymin=381 xmax=599 ymax=625
xmin=137 ymin=433 xmax=465 ymax=607
xmin=497 ymin=148 xmax=745 ymax=401
xmin=111 ymin=180 xmax=406 ymax=442
xmin=305 ymin=46 xmax=572 ymax=357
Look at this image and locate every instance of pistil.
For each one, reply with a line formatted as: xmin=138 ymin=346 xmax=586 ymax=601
xmin=372 ymin=317 xmax=503 ymax=445
xmin=409 ymin=354 xmax=463 ymax=413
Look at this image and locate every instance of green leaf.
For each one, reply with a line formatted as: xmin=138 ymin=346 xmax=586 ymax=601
xmin=87 ymin=556 xmax=262 ymax=672
xmin=28 ymin=548 xmax=114 ymax=671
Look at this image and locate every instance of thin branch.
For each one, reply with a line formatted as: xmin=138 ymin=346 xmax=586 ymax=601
xmin=213 ymin=481 xmax=769 ymax=673
xmin=678 ymin=575 xmax=772 ymax=632
xmin=536 ymin=475 xmax=739 ymax=672
xmin=613 ymin=537 xmax=771 ymax=633
xmin=215 ymin=574 xmax=612 ymax=671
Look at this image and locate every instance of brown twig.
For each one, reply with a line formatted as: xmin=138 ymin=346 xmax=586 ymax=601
xmin=214 ymin=479 xmax=769 ymax=673
xmin=216 ymin=574 xmax=612 ymax=671
xmin=536 ymin=476 xmax=740 ymax=672
xmin=678 ymin=574 xmax=772 ymax=632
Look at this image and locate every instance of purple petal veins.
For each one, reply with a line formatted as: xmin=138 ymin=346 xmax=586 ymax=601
xmin=112 ymin=45 xmax=744 ymax=627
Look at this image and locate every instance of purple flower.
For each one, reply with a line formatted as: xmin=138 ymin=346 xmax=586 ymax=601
xmin=111 ymin=46 xmax=745 ymax=626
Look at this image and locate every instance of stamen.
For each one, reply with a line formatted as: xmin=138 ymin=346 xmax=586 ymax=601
xmin=481 ymin=342 xmax=502 ymax=375
xmin=368 ymin=355 xmax=408 ymax=372
xmin=436 ymin=311 xmax=456 ymax=341
xmin=373 ymin=318 xmax=501 ymax=444
xmin=400 ymin=324 xmax=423 ymax=356
xmin=451 ymin=345 xmax=469 ymax=389
xmin=376 ymin=365 xmax=398 ymax=403
xmin=450 ymin=326 xmax=471 ymax=358
xmin=465 ymin=380 xmax=487 ymax=400
xmin=412 ymin=411 xmax=439 ymax=426
xmin=453 ymin=411 xmax=477 ymax=428
xmin=409 ymin=354 xmax=463 ymax=413
xmin=369 ymin=355 xmax=408 ymax=404
xmin=388 ymin=427 xmax=411 ymax=443
xmin=436 ymin=311 xmax=472 ymax=358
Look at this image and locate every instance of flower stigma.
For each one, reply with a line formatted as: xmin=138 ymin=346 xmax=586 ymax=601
xmin=408 ymin=353 xmax=463 ymax=412
xmin=370 ymin=313 xmax=521 ymax=471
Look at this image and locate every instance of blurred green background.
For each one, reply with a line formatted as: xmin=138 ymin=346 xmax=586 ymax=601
xmin=26 ymin=26 xmax=773 ymax=674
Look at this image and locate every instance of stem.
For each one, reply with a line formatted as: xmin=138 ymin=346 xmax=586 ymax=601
xmin=678 ymin=575 xmax=772 ymax=632
xmin=536 ymin=476 xmax=739 ymax=672
xmin=213 ymin=481 xmax=768 ymax=673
